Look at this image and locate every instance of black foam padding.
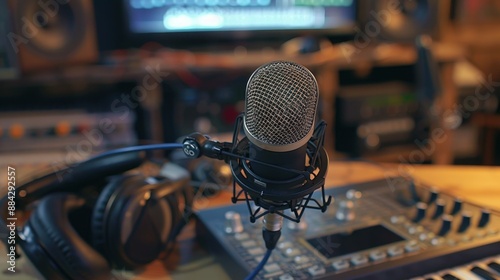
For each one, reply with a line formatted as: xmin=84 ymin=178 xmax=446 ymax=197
xmin=28 ymin=193 xmax=111 ymax=280
xmin=91 ymin=175 xmax=135 ymax=260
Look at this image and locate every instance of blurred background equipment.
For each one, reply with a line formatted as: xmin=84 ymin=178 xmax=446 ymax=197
xmin=0 ymin=0 xmax=19 ymax=80
xmin=357 ymin=0 xmax=441 ymax=42
xmin=5 ymin=0 xmax=98 ymax=74
xmin=1 ymin=0 xmax=498 ymax=171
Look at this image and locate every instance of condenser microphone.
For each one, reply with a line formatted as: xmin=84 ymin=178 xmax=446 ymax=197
xmin=182 ymin=61 xmax=331 ymax=250
xmin=242 ymin=61 xmax=321 ymax=241
xmin=243 ymin=61 xmax=319 ymax=181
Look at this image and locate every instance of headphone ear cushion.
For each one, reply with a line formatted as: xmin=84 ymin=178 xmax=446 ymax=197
xmin=91 ymin=175 xmax=126 ymax=257
xmin=29 ymin=193 xmax=111 ymax=280
xmin=92 ymin=174 xmax=167 ymax=268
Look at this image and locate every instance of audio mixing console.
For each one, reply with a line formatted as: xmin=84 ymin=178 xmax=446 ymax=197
xmin=196 ymin=178 xmax=500 ymax=279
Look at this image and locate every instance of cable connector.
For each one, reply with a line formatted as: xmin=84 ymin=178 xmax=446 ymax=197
xmin=182 ymin=133 xmax=232 ymax=161
xmin=262 ymin=229 xmax=281 ymax=250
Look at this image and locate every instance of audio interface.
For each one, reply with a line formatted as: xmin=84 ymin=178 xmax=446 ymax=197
xmin=195 ymin=177 xmax=500 ymax=279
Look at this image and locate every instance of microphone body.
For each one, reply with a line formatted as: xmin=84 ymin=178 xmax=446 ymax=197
xmin=241 ymin=61 xmax=321 ymax=246
xmin=248 ymin=143 xmax=307 ymax=181
xmin=243 ymin=60 xmax=319 ymax=185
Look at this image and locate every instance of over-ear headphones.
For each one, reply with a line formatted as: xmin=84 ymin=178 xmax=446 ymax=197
xmin=1 ymin=151 xmax=193 ymax=280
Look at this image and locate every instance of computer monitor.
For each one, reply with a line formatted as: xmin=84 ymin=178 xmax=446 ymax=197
xmin=122 ymin=0 xmax=356 ymax=48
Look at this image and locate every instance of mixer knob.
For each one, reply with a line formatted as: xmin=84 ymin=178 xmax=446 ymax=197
xmin=336 ymin=200 xmax=355 ymax=221
xmin=438 ymin=215 xmax=453 ymax=236
xmin=225 ymin=211 xmax=244 ymax=234
xmin=478 ymin=209 xmax=491 ymax=228
xmin=409 ymin=180 xmax=420 ymax=202
xmin=458 ymin=212 xmax=472 ymax=233
xmin=431 ymin=199 xmax=446 ymax=220
xmin=412 ymin=202 xmax=427 ymax=223
xmin=287 ymin=220 xmax=308 ymax=231
xmin=426 ymin=189 xmax=439 ymax=204
xmin=346 ymin=189 xmax=362 ymax=201
xmin=450 ymin=198 xmax=462 ymax=215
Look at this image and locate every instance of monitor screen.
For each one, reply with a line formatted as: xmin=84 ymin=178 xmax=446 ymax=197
xmin=123 ymin=0 xmax=355 ymax=40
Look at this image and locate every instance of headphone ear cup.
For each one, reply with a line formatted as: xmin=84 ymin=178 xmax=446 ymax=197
xmin=91 ymin=175 xmax=126 ymax=259
xmin=26 ymin=193 xmax=111 ymax=280
xmin=92 ymin=174 xmax=174 ymax=268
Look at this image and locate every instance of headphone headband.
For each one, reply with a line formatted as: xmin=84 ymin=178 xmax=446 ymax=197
xmin=15 ymin=152 xmax=145 ymax=208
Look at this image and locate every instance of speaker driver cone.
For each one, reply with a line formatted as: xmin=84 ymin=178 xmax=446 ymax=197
xmin=17 ymin=0 xmax=85 ymax=59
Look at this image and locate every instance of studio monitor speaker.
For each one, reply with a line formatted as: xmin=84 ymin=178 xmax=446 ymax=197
xmin=5 ymin=0 xmax=98 ymax=74
xmin=357 ymin=0 xmax=443 ymax=42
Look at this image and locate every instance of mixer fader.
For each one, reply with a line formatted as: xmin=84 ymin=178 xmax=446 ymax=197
xmin=195 ymin=177 xmax=500 ymax=279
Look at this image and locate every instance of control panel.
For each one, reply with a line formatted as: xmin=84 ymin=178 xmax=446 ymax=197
xmin=0 ymin=111 xmax=137 ymax=153
xmin=195 ymin=178 xmax=500 ymax=279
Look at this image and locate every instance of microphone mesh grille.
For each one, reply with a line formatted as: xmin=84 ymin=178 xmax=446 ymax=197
xmin=245 ymin=61 xmax=318 ymax=146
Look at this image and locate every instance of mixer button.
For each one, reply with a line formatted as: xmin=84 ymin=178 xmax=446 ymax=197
xmin=308 ymin=265 xmax=326 ymax=276
xmin=279 ymin=274 xmax=294 ymax=280
xmin=242 ymin=240 xmax=258 ymax=248
xmin=460 ymin=235 xmax=472 ymax=243
xmin=264 ymin=263 xmax=281 ymax=273
xmin=346 ymin=189 xmax=362 ymax=201
xmin=225 ymin=211 xmax=244 ymax=233
xmin=278 ymin=242 xmax=293 ymax=250
xmin=390 ymin=215 xmax=406 ymax=224
xmin=474 ymin=230 xmax=486 ymax=238
xmin=255 ymin=255 xmax=273 ymax=262
xmin=248 ymin=247 xmax=265 ymax=256
xmin=332 ymin=259 xmax=350 ymax=271
xmin=387 ymin=245 xmax=404 ymax=257
xmin=404 ymin=221 xmax=414 ymax=228
xmin=478 ymin=209 xmax=491 ymax=228
xmin=419 ymin=232 xmax=435 ymax=241
xmin=284 ymin=248 xmax=301 ymax=257
xmin=369 ymin=250 xmax=387 ymax=261
xmin=430 ymin=237 xmax=445 ymax=246
xmin=447 ymin=239 xmax=457 ymax=246
xmin=470 ymin=266 xmax=496 ymax=280
xmin=287 ymin=220 xmax=308 ymax=231
xmin=336 ymin=200 xmax=355 ymax=221
xmin=234 ymin=232 xmax=250 ymax=241
xmin=409 ymin=180 xmax=420 ymax=202
xmin=351 ymin=255 xmax=369 ymax=266
xmin=487 ymin=228 xmax=499 ymax=235
xmin=263 ymin=271 xmax=284 ymax=279
xmin=404 ymin=241 xmax=420 ymax=253
xmin=408 ymin=225 xmax=424 ymax=235
xmin=294 ymin=256 xmax=310 ymax=264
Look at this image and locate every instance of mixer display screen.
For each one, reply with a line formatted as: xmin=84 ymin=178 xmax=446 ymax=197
xmin=306 ymin=225 xmax=405 ymax=259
